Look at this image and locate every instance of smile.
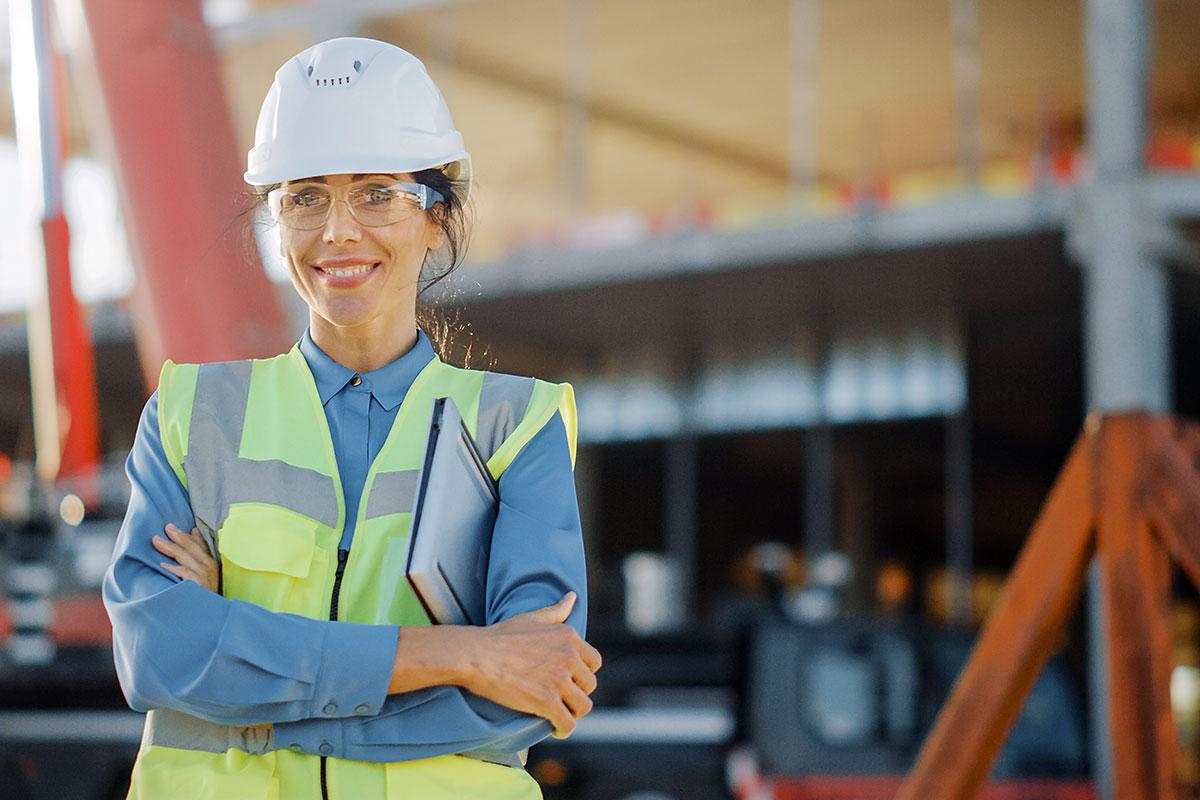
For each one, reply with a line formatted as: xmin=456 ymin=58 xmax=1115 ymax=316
xmin=318 ymin=264 xmax=376 ymax=277
xmin=312 ymin=261 xmax=380 ymax=287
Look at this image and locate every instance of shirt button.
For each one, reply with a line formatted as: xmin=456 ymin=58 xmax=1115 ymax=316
xmin=351 ymin=376 xmax=362 ymax=386
xmin=288 ymin=743 xmax=302 ymax=752
xmin=355 ymin=704 xmax=370 ymax=714
xmin=323 ymin=702 xmax=338 ymax=715
xmin=319 ymin=741 xmax=334 ymax=756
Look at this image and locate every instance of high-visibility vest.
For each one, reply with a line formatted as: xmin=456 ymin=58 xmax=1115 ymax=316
xmin=126 ymin=343 xmax=577 ymax=800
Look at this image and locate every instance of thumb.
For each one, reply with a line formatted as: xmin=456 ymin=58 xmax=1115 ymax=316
xmin=527 ymin=592 xmax=576 ymax=624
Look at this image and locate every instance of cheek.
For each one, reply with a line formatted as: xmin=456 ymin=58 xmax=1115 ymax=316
xmin=279 ymin=230 xmax=312 ymax=269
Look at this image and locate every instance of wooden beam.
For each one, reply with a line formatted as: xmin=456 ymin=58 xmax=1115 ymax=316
xmin=1097 ymin=416 xmax=1175 ymax=800
xmin=1146 ymin=418 xmax=1200 ymax=591
xmin=897 ymin=433 xmax=1095 ymax=800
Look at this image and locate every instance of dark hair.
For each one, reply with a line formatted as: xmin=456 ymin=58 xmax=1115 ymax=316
xmin=239 ymin=166 xmax=478 ymax=364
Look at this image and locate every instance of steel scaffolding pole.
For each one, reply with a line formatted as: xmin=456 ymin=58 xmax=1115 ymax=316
xmin=787 ymin=0 xmax=820 ymax=198
xmin=1082 ymin=1 xmax=1167 ymax=798
xmin=9 ymin=0 xmax=101 ymax=485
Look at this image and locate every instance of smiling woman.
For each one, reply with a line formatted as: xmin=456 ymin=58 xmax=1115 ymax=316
xmin=253 ymin=162 xmax=471 ymax=362
xmin=104 ymin=36 xmax=597 ymax=800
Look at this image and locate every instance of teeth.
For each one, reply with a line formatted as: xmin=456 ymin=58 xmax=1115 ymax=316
xmin=321 ymin=264 xmax=374 ymax=277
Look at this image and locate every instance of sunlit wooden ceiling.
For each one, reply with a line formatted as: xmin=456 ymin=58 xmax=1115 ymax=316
xmin=3 ymin=0 xmax=1200 ymax=259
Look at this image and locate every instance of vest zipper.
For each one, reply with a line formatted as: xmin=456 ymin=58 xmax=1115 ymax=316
xmin=329 ymin=548 xmax=350 ymax=622
xmin=321 ymin=547 xmax=351 ymax=800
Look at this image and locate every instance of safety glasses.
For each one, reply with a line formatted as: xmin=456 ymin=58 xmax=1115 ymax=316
xmin=267 ymin=179 xmax=444 ymax=230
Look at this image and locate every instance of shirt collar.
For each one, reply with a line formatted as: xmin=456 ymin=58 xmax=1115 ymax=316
xmin=298 ymin=327 xmax=438 ymax=411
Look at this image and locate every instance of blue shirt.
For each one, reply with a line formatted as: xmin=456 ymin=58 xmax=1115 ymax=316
xmin=103 ymin=328 xmax=587 ymax=762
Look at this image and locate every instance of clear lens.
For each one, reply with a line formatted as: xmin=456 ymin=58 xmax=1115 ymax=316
xmin=268 ymin=181 xmax=430 ymax=230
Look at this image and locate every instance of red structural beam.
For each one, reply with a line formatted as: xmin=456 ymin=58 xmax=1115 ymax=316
xmin=73 ymin=0 xmax=293 ymax=386
xmin=897 ymin=413 xmax=1200 ymax=800
xmin=43 ymin=214 xmax=102 ymax=480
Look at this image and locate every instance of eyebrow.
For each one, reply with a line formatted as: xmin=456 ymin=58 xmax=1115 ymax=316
xmin=294 ymin=174 xmax=395 ymax=184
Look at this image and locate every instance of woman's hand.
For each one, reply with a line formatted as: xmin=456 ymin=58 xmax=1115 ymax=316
xmin=389 ymin=593 xmax=601 ymax=737
xmin=458 ymin=592 xmax=602 ymax=739
xmin=152 ymin=523 xmax=219 ymax=593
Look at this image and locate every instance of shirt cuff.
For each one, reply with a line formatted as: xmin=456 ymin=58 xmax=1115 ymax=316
xmin=309 ymin=621 xmax=399 ymax=720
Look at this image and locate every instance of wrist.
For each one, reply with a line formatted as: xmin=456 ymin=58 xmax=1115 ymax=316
xmin=389 ymin=625 xmax=479 ymax=694
xmin=446 ymin=625 xmax=484 ymax=689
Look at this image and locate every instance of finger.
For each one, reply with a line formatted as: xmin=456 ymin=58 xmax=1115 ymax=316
xmin=579 ymin=640 xmax=602 ymax=673
xmin=547 ymin=700 xmax=576 ymax=739
xmin=571 ymin=659 xmax=598 ymax=695
xmin=166 ymin=525 xmax=209 ymax=561
xmin=158 ymin=536 xmax=210 ymax=576
xmin=523 ymin=592 xmax=576 ymax=625
xmin=163 ymin=561 xmax=213 ymax=591
xmin=152 ymin=536 xmax=192 ymax=567
xmin=167 ymin=526 xmax=218 ymax=571
xmin=560 ymin=681 xmax=593 ymax=720
xmin=160 ymin=561 xmax=197 ymax=583
xmin=189 ymin=528 xmax=214 ymax=556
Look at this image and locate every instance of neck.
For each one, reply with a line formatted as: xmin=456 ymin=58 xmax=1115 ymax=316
xmin=309 ymin=311 xmax=420 ymax=374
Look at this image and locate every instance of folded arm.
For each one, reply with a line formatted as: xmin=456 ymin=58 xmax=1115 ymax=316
xmin=274 ymin=409 xmax=593 ymax=762
xmin=110 ymin=393 xmax=593 ymax=761
xmin=104 ymin=391 xmax=401 ymax=727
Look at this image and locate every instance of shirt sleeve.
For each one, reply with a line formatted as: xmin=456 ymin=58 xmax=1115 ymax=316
xmin=103 ymin=391 xmax=401 ymax=726
xmin=273 ymin=408 xmax=588 ymax=762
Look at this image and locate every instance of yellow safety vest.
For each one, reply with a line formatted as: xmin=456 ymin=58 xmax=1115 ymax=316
xmin=126 ymin=342 xmax=576 ymax=800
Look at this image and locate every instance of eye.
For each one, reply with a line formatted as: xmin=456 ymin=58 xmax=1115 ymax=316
xmin=291 ymin=189 xmax=326 ymax=208
xmin=365 ymin=187 xmax=396 ymax=205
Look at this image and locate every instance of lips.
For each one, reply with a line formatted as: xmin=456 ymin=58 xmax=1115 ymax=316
xmin=312 ymin=258 xmax=380 ymax=287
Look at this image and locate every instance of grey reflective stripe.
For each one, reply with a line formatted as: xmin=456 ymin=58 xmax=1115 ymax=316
xmin=185 ymin=361 xmax=252 ymax=533
xmin=475 ymin=373 xmax=536 ymax=464
xmin=459 ymin=746 xmax=530 ymax=769
xmin=364 ymin=469 xmax=420 ymax=520
xmin=144 ymin=708 xmax=526 ymax=767
xmin=184 ymin=361 xmax=340 ymax=532
xmin=142 ymin=708 xmax=274 ymax=756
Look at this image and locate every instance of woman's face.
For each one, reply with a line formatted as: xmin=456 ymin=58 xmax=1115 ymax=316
xmin=278 ymin=172 xmax=443 ymax=333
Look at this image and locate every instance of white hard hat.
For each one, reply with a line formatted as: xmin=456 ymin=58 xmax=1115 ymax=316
xmin=245 ymin=37 xmax=471 ymax=201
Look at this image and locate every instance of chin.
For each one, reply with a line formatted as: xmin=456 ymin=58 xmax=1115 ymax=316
xmin=314 ymin=301 xmax=383 ymax=329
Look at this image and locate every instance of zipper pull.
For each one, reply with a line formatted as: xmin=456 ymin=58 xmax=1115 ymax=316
xmin=336 ymin=548 xmax=349 ymax=575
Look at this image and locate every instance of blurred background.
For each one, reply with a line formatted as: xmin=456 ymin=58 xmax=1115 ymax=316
xmin=2 ymin=0 xmax=1200 ymax=798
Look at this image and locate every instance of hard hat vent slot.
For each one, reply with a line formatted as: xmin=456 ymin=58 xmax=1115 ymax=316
xmin=308 ymin=61 xmax=361 ymax=88
xmin=306 ymin=50 xmax=367 ymax=88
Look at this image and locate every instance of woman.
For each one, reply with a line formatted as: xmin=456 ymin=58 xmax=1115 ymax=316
xmin=103 ymin=37 xmax=600 ymax=800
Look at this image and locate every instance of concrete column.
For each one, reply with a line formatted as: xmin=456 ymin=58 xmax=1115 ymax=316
xmin=944 ymin=408 xmax=974 ymax=626
xmin=787 ymin=0 xmax=820 ymax=197
xmin=951 ymin=0 xmax=982 ymax=185
xmin=663 ymin=436 xmax=699 ymax=617
xmin=803 ymin=425 xmax=835 ymax=558
xmin=562 ymin=0 xmax=590 ymax=218
xmin=1081 ymin=2 xmax=1166 ymax=797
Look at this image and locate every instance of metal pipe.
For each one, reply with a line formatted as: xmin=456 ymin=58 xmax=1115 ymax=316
xmin=1081 ymin=2 xmax=1161 ymax=797
xmin=9 ymin=0 xmax=101 ymax=485
xmin=788 ymin=0 xmax=820 ymax=198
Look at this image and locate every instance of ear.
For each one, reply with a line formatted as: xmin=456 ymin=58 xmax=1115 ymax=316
xmin=427 ymin=216 xmax=446 ymax=251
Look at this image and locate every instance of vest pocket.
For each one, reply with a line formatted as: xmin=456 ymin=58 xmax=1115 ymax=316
xmin=383 ymin=755 xmax=542 ymax=800
xmin=128 ymin=745 xmax=279 ymax=800
xmin=218 ymin=503 xmax=327 ymax=616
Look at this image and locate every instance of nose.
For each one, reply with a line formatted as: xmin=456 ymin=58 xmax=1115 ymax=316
xmin=322 ymin=198 xmax=363 ymax=246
